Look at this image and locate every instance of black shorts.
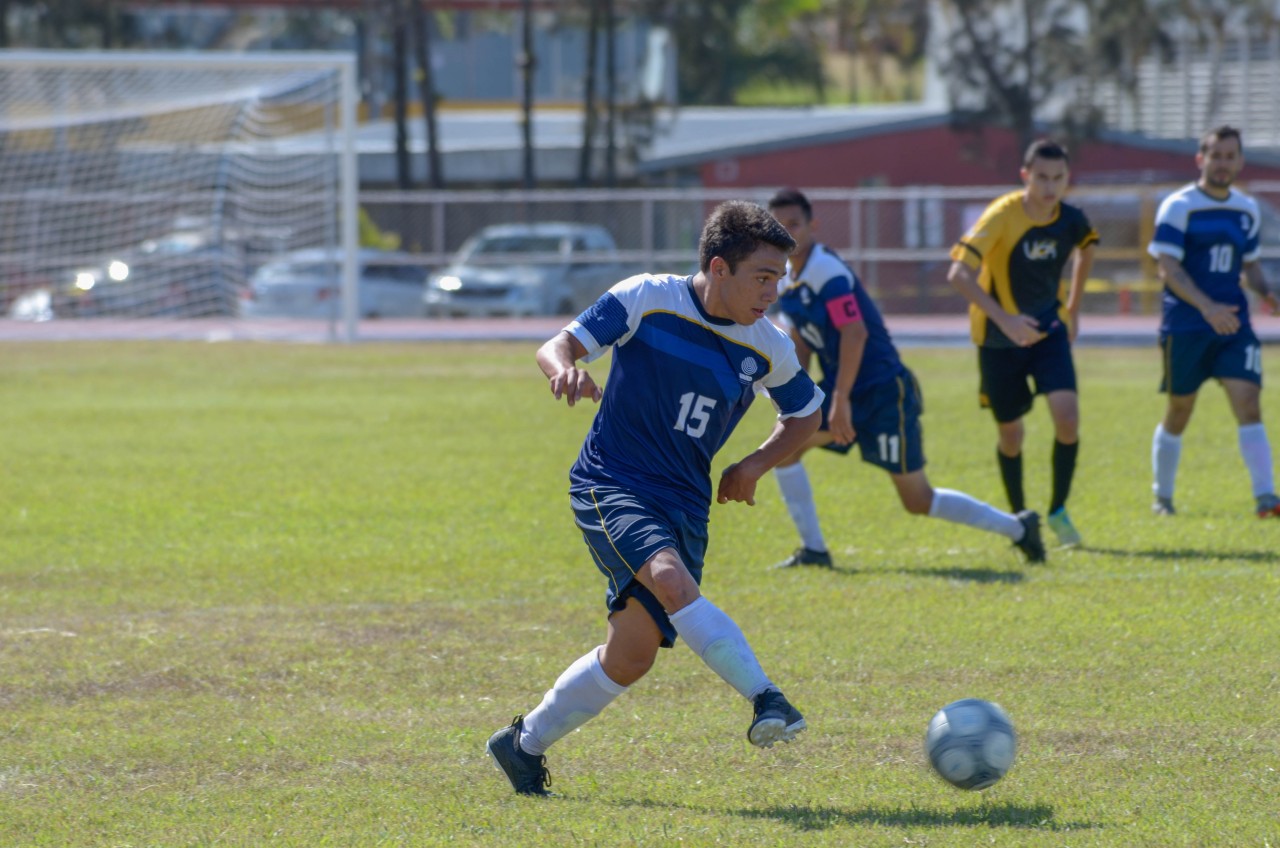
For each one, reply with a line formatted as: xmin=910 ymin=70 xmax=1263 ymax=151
xmin=820 ymin=369 xmax=926 ymax=474
xmin=978 ymin=328 xmax=1077 ymax=423
xmin=1159 ymin=329 xmax=1263 ymax=396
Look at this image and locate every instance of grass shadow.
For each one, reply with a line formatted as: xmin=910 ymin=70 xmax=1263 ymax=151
xmin=731 ymin=801 xmax=1094 ymax=832
xmin=1083 ymin=546 xmax=1280 ymax=564
xmin=605 ymin=797 xmax=1094 ymax=833
xmin=895 ymin=566 xmax=1026 ymax=584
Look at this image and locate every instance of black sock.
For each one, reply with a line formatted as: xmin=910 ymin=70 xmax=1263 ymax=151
xmin=1051 ymin=439 xmax=1079 ymax=514
xmin=998 ymin=449 xmax=1025 ymax=513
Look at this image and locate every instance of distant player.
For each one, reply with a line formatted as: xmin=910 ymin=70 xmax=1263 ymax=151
xmin=486 ymin=201 xmax=824 ymax=796
xmin=1147 ymin=125 xmax=1280 ymax=517
xmin=947 ymin=139 xmax=1098 ymax=547
xmin=764 ymin=188 xmax=1045 ymax=570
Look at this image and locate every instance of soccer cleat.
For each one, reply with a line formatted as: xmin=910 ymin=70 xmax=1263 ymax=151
xmin=486 ymin=715 xmax=552 ymax=796
xmin=748 ymin=688 xmax=806 ymax=748
xmin=1046 ymin=507 xmax=1082 ymax=547
xmin=1152 ymin=496 xmax=1177 ymax=516
xmin=771 ymin=547 xmax=833 ymax=569
xmin=1256 ymin=493 xmax=1280 ymax=518
xmin=1013 ymin=510 xmax=1046 ymax=563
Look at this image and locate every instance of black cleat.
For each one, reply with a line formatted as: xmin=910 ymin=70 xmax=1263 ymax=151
xmin=486 ymin=715 xmax=552 ymax=796
xmin=1013 ymin=510 xmax=1046 ymax=563
xmin=771 ymin=547 xmax=833 ymax=569
xmin=748 ymin=689 xmax=806 ymax=748
xmin=1152 ymin=496 xmax=1177 ymax=516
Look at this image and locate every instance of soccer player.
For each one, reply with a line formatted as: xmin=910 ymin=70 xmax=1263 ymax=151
xmin=1147 ymin=125 xmax=1280 ymax=517
xmin=764 ymin=188 xmax=1045 ymax=570
xmin=947 ymin=139 xmax=1098 ymax=547
xmin=486 ymin=201 xmax=825 ymax=796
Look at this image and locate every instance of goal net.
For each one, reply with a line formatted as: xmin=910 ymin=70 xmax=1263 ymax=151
xmin=0 ymin=51 xmax=358 ymax=332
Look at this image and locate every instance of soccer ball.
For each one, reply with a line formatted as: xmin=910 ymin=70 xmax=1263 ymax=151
xmin=924 ymin=698 xmax=1017 ymax=790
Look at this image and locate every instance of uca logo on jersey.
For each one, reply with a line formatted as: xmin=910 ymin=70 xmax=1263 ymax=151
xmin=1023 ymin=239 xmax=1059 ymax=261
xmin=738 ymin=357 xmax=759 ymax=383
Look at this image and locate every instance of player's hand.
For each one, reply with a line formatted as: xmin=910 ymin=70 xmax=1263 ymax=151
xmin=828 ymin=397 xmax=856 ymax=446
xmin=1200 ymin=301 xmax=1241 ymax=335
xmin=1261 ymin=293 xmax=1280 ymax=315
xmin=999 ymin=313 xmax=1046 ymax=347
xmin=547 ymin=367 xmax=602 ymax=406
xmin=716 ymin=461 xmax=760 ymax=506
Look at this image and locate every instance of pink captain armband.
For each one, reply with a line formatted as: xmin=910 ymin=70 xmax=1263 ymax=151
xmin=826 ymin=293 xmax=861 ymax=328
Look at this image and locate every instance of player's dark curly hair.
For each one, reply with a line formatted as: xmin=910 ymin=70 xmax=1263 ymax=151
xmin=698 ymin=200 xmax=796 ymax=273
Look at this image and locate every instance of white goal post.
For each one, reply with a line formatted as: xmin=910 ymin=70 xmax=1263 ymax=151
xmin=0 ymin=50 xmax=361 ymax=340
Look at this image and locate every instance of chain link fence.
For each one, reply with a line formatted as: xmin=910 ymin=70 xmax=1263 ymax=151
xmin=363 ymin=183 xmax=1280 ymax=316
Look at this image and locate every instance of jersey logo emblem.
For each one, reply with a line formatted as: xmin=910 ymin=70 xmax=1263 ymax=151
xmin=1023 ymin=239 xmax=1058 ymax=261
xmin=739 ymin=357 xmax=758 ymax=383
xmin=799 ymin=287 xmax=812 ymax=306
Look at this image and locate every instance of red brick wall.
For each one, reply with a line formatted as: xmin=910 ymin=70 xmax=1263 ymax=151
xmin=699 ymin=125 xmax=1280 ymax=188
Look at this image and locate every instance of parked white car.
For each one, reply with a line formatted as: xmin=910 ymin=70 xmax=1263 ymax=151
xmin=238 ymin=248 xmax=427 ymax=319
xmin=424 ymin=222 xmax=628 ymax=317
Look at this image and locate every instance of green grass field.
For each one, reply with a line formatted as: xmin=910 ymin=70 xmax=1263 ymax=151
xmin=2 ymin=341 xmax=1278 ymax=847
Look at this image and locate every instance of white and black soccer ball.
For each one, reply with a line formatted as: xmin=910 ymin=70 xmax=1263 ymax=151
xmin=924 ymin=698 xmax=1017 ymax=790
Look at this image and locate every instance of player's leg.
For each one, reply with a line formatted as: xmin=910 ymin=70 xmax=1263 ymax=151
xmin=641 ymin=548 xmax=805 ymax=746
xmin=1044 ymin=389 xmax=1082 ymax=545
xmin=889 ymin=468 xmax=1044 ymax=562
xmin=979 ymin=346 xmax=1033 ymax=513
xmin=1153 ymin=393 xmax=1196 ymax=515
xmin=1222 ymin=376 xmax=1280 ymax=516
xmin=519 ymin=602 xmax=654 ymax=755
xmin=1029 ymin=330 xmax=1082 ymax=545
xmin=996 ymin=418 xmax=1026 ymax=512
xmin=1152 ymin=333 xmax=1212 ymax=514
xmin=771 ymin=430 xmax=838 ymax=569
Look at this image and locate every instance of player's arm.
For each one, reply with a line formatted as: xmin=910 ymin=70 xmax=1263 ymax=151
xmin=1065 ymin=242 xmax=1096 ymax=343
xmin=946 ymin=260 xmax=1045 ymax=347
xmin=1242 ymin=260 xmax=1279 ymax=314
xmin=717 ymin=407 xmax=822 ymax=506
xmin=536 ymin=330 xmax=603 ymax=406
xmin=827 ymin=301 xmax=867 ymax=447
xmin=1155 ymin=254 xmax=1240 ymax=335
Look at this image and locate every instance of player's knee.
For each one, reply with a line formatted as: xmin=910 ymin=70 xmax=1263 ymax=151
xmin=600 ymin=646 xmax=656 ymax=686
xmin=901 ymin=490 xmax=933 ymax=515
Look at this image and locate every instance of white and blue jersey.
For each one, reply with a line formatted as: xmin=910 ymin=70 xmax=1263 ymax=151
xmin=565 ymin=273 xmax=824 ymax=521
xmin=1148 ymin=184 xmax=1262 ymax=335
xmin=777 ymin=244 xmax=904 ymax=394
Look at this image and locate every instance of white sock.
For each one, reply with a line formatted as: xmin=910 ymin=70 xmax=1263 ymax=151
xmin=519 ymin=647 xmax=627 ymax=756
xmin=669 ymin=596 xmax=772 ymax=700
xmin=1152 ymin=423 xmax=1182 ymax=500
xmin=1238 ymin=423 xmax=1275 ymax=498
xmin=928 ymin=488 xmax=1024 ymax=540
xmin=774 ymin=462 xmax=826 ymax=551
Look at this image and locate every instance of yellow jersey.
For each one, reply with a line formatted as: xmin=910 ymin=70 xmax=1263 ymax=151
xmin=951 ymin=190 xmax=1099 ymax=347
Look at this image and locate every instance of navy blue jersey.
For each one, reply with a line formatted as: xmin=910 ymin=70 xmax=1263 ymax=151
xmin=565 ymin=273 xmax=824 ymax=521
xmin=1148 ymin=183 xmax=1262 ymax=335
xmin=776 ymin=243 xmax=904 ymax=394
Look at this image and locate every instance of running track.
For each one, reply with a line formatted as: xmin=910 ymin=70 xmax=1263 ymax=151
xmin=1 ymin=315 xmax=1278 ymax=346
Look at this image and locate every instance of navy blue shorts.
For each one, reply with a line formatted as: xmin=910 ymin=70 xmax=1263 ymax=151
xmin=570 ymin=484 xmax=707 ymax=649
xmin=978 ymin=328 xmax=1077 ymax=423
xmin=1160 ymin=329 xmax=1263 ymax=395
xmin=820 ymin=368 xmax=926 ymax=474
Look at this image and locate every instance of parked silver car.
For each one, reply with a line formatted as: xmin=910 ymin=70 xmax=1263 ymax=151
xmin=238 ymin=248 xmax=427 ymax=319
xmin=424 ymin=223 xmax=627 ymax=317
